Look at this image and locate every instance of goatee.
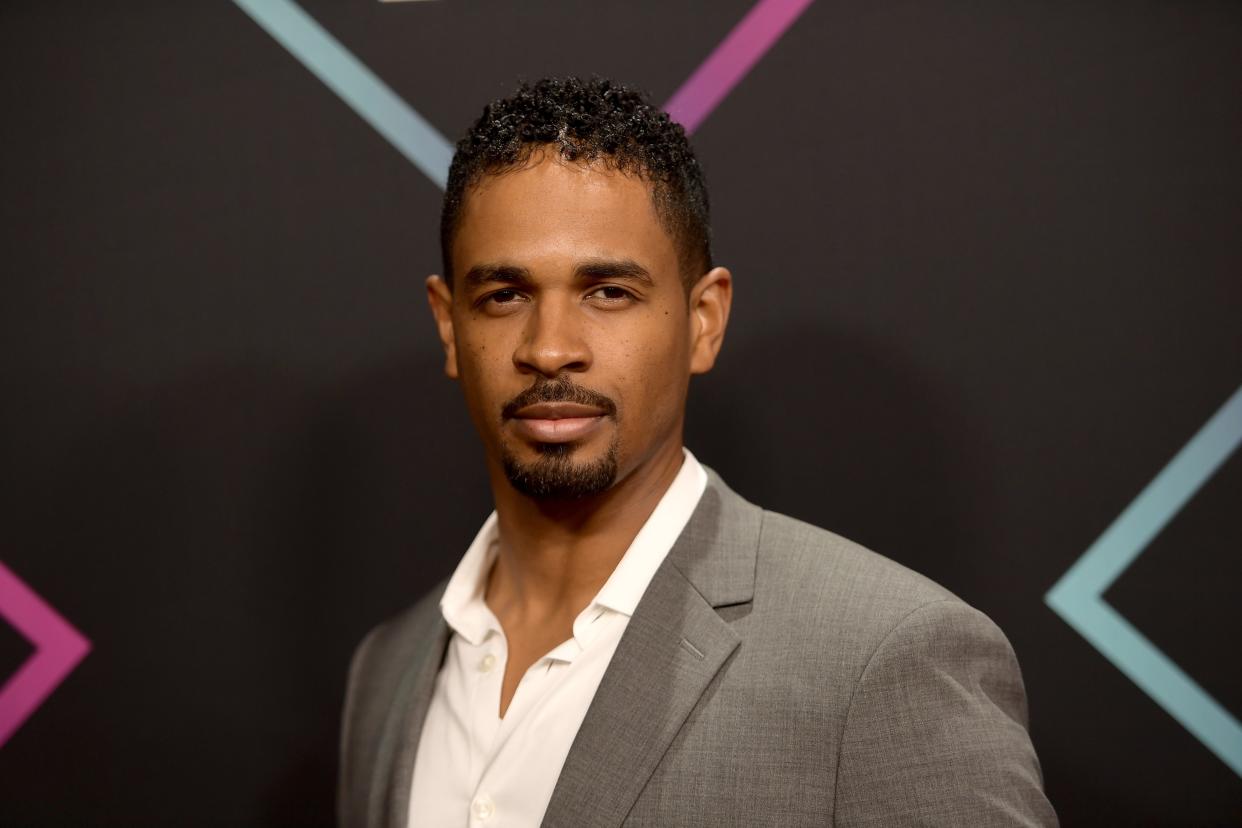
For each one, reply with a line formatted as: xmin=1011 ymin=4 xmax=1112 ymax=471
xmin=502 ymin=439 xmax=619 ymax=500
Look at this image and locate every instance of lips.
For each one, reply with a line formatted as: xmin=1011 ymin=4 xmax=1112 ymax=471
xmin=509 ymin=401 xmax=608 ymax=443
xmin=512 ymin=402 xmax=606 ymax=420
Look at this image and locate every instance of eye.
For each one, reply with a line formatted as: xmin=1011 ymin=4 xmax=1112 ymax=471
xmin=587 ymin=285 xmax=635 ymax=303
xmin=478 ymin=288 xmax=527 ymax=312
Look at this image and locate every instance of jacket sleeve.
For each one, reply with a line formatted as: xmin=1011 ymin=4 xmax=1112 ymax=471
xmin=833 ymin=599 xmax=1058 ymax=826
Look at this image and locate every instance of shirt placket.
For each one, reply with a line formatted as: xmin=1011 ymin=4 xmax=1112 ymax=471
xmin=470 ymin=638 xmax=583 ymax=825
xmin=466 ymin=620 xmax=507 ymax=825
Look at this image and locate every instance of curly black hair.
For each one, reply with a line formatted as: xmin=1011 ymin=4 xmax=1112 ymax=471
xmin=440 ymin=77 xmax=713 ymax=289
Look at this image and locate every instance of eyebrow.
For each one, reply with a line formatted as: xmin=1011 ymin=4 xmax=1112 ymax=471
xmin=574 ymin=258 xmax=653 ymax=285
xmin=463 ymin=263 xmax=533 ymax=291
xmin=462 ymin=258 xmax=654 ymax=290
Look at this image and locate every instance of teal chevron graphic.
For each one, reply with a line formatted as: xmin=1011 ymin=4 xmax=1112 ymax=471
xmin=233 ymin=0 xmax=453 ymax=188
xmin=1047 ymin=383 xmax=1242 ymax=777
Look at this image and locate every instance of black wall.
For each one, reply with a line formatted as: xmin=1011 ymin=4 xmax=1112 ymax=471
xmin=2 ymin=1 xmax=1240 ymax=824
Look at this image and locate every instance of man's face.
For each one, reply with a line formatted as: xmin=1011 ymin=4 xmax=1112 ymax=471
xmin=427 ymin=152 xmax=729 ymax=500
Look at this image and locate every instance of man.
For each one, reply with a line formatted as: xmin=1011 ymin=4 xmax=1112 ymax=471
xmin=339 ymin=77 xmax=1056 ymax=827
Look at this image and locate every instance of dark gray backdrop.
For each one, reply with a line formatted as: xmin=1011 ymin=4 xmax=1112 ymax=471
xmin=2 ymin=1 xmax=1240 ymax=824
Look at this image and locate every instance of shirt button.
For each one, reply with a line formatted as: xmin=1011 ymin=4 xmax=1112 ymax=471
xmin=471 ymin=793 xmax=495 ymax=821
xmin=479 ymin=653 xmax=497 ymax=673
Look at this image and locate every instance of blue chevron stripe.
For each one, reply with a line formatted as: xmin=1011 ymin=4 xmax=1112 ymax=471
xmin=233 ymin=0 xmax=453 ymax=189
xmin=1047 ymin=383 xmax=1242 ymax=777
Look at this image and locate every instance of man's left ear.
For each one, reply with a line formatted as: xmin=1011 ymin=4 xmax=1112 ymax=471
xmin=688 ymin=266 xmax=732 ymax=375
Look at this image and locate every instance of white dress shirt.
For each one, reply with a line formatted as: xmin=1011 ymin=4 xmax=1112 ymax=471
xmin=407 ymin=449 xmax=708 ymax=828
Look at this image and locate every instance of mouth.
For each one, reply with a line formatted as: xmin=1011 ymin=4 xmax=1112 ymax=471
xmin=509 ymin=402 xmax=608 ymax=444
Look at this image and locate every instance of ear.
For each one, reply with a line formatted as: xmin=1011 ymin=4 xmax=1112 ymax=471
xmin=426 ymin=275 xmax=459 ymax=379
xmin=687 ymin=266 xmax=732 ymax=375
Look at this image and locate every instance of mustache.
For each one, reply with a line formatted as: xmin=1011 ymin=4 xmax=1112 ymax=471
xmin=501 ymin=376 xmax=618 ymax=420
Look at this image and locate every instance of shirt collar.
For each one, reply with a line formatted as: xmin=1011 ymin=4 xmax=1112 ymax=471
xmin=439 ymin=512 xmax=501 ymax=647
xmin=438 ymin=448 xmax=709 ymax=646
xmin=591 ymin=448 xmax=707 ymax=617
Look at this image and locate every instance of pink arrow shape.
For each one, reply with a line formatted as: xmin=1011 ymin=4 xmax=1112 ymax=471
xmin=0 ymin=561 xmax=91 ymax=747
xmin=665 ymin=0 xmax=816 ymax=135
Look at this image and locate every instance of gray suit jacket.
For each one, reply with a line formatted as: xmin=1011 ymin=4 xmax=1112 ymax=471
xmin=339 ymin=470 xmax=1057 ymax=826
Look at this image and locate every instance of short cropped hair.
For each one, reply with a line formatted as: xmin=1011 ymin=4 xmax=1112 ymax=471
xmin=440 ymin=76 xmax=713 ymax=289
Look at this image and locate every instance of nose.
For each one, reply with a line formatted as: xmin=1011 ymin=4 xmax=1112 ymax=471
xmin=512 ymin=294 xmax=591 ymax=377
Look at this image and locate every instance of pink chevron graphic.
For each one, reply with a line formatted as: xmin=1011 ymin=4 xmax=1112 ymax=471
xmin=0 ymin=561 xmax=91 ymax=747
xmin=665 ymin=0 xmax=815 ymax=134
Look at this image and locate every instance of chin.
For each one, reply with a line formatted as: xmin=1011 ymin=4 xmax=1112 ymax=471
xmin=501 ymin=438 xmax=619 ymax=500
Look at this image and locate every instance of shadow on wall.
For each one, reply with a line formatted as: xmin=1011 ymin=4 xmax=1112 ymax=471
xmin=687 ymin=320 xmax=998 ymax=599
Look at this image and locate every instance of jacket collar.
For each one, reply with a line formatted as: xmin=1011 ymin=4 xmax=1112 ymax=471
xmin=381 ymin=467 xmax=761 ymax=828
xmin=541 ymin=467 xmax=760 ymax=826
xmin=665 ymin=466 xmax=760 ymax=608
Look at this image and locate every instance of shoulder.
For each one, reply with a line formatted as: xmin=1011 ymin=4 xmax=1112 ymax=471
xmin=348 ymin=581 xmax=448 ymax=686
xmin=696 ymin=468 xmax=1001 ymax=664
xmin=747 ymin=511 xmax=1052 ymax=823
xmin=757 ymin=508 xmax=955 ymax=604
xmin=339 ymin=583 xmax=450 ymax=826
xmin=341 ymin=581 xmax=448 ymax=753
xmin=752 ymin=507 xmax=966 ymax=637
xmin=743 ymin=506 xmax=1028 ymax=704
xmin=340 ymin=583 xmax=447 ymax=766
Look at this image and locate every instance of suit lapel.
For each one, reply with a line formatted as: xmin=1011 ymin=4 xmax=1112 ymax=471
xmin=374 ymin=615 xmax=450 ymax=828
xmin=541 ymin=471 xmax=761 ymax=827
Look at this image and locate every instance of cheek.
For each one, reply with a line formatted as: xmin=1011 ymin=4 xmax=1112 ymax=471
xmin=456 ymin=318 xmax=509 ymax=375
xmin=455 ymin=332 xmax=511 ymax=414
xmin=608 ymin=317 xmax=691 ymax=424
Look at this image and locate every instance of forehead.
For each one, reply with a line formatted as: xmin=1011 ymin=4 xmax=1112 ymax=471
xmin=452 ymin=154 xmax=679 ymax=277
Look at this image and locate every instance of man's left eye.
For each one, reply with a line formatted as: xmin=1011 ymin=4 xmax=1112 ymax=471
xmin=589 ymin=286 xmax=632 ymax=302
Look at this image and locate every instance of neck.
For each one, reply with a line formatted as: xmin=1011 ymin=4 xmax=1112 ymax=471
xmin=483 ymin=434 xmax=685 ymax=624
